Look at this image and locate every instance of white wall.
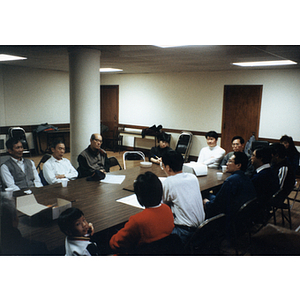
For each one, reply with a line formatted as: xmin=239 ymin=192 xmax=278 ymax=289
xmin=101 ymin=69 xmax=300 ymax=155
xmin=1 ymin=65 xmax=69 ymax=126
xmin=1 ymin=65 xmax=299 ymax=155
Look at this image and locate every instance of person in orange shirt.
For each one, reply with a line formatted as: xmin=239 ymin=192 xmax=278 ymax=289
xmin=109 ymin=171 xmax=174 ymax=253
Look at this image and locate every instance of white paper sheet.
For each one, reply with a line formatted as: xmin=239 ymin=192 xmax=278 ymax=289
xmin=183 ymin=162 xmax=208 ymax=176
xmin=101 ymin=174 xmax=126 ymax=184
xmin=16 ymin=194 xmax=48 ymax=216
xmin=116 ymin=194 xmax=145 ymax=209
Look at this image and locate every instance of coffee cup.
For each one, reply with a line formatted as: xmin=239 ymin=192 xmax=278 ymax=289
xmin=217 ymin=172 xmax=223 ymax=180
xmin=222 ymin=165 xmax=227 ymax=173
xmin=5 ymin=187 xmax=14 ymax=198
xmin=61 ymin=178 xmax=68 ymax=187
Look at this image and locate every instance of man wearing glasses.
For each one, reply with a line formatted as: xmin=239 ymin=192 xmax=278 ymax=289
xmin=77 ymin=133 xmax=109 ymax=178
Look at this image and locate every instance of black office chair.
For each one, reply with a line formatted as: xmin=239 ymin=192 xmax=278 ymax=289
xmin=36 ymin=154 xmax=51 ymax=186
xmin=36 ymin=153 xmax=51 ymax=172
xmin=230 ymin=197 xmax=260 ymax=254
xmin=108 ymin=156 xmax=122 ymax=171
xmin=128 ymin=234 xmax=184 ymax=255
xmin=184 ymin=213 xmax=226 ymax=255
xmin=272 ymin=189 xmax=293 ymax=229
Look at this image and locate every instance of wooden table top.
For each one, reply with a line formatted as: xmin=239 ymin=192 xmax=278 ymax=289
xmin=16 ymin=164 xmax=229 ymax=251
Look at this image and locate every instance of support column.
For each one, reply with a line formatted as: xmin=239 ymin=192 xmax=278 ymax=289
xmin=68 ymin=47 xmax=101 ymax=167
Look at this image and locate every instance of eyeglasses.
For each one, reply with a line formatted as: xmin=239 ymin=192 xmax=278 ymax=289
xmin=93 ymin=139 xmax=102 ymax=143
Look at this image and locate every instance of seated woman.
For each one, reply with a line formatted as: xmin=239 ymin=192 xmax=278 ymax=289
xmin=149 ymin=132 xmax=172 ymax=164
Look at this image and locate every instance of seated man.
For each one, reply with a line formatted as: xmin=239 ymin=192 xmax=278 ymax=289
xmin=0 ymin=138 xmax=42 ymax=191
xmin=162 ymin=150 xmax=205 ymax=244
xmin=149 ymin=132 xmax=172 ymax=164
xmin=270 ymin=143 xmax=295 ymax=206
xmin=251 ymin=146 xmax=280 ymax=209
xmin=43 ymin=139 xmax=78 ymax=185
xmin=219 ymin=135 xmax=254 ymax=177
xmin=197 ymin=130 xmax=225 ymax=168
xmin=204 ymin=152 xmax=257 ymax=219
xmin=77 ymin=133 xmax=110 ymax=178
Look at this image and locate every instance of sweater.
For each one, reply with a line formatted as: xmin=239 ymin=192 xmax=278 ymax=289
xmin=109 ymin=204 xmax=174 ymax=251
xmin=197 ymin=145 xmax=225 ymax=168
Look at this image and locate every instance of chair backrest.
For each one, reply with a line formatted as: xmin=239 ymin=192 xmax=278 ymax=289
xmin=123 ymin=151 xmax=145 ymax=169
xmin=108 ymin=156 xmax=122 ymax=170
xmin=232 ymin=197 xmax=259 ymax=236
xmin=36 ymin=154 xmax=51 ymax=172
xmin=39 ymin=169 xmax=49 ymax=186
xmin=8 ymin=127 xmax=30 ymax=152
xmin=175 ymin=131 xmax=193 ymax=162
xmin=130 ymin=234 xmax=184 ymax=255
xmin=185 ymin=213 xmax=226 ymax=255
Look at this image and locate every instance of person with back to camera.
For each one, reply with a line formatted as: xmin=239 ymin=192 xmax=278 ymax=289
xmin=77 ymin=133 xmax=110 ymax=179
xmin=280 ymin=135 xmax=300 ymax=177
xmin=58 ymin=207 xmax=100 ymax=256
xmin=197 ymin=130 xmax=225 ymax=168
xmin=0 ymin=137 xmax=42 ymax=191
xmin=42 ymin=139 xmax=78 ymax=185
xmin=162 ymin=150 xmax=205 ymax=244
xmin=149 ymin=132 xmax=172 ymax=164
xmin=109 ymin=171 xmax=174 ymax=253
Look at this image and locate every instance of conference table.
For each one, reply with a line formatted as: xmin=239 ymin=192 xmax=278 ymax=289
xmin=16 ymin=164 xmax=229 ymax=252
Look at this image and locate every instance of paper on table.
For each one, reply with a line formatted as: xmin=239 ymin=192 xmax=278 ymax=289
xmin=101 ymin=174 xmax=126 ymax=184
xmin=183 ymin=162 xmax=208 ymax=176
xmin=116 ymin=194 xmax=145 ymax=209
xmin=16 ymin=194 xmax=48 ymax=216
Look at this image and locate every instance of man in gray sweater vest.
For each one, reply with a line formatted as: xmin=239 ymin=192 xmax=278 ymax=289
xmin=0 ymin=138 xmax=42 ymax=191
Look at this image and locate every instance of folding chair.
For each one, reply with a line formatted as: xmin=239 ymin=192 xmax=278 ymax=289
xmin=108 ymin=156 xmax=122 ymax=171
xmin=123 ymin=151 xmax=145 ymax=169
xmin=175 ymin=131 xmax=193 ymax=162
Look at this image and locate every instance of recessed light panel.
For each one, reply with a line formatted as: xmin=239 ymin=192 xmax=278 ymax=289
xmin=0 ymin=54 xmax=27 ymax=62
xmin=100 ymin=68 xmax=123 ymax=73
xmin=232 ymin=60 xmax=297 ymax=67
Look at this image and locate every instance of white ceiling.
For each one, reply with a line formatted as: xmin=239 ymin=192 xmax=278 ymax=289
xmin=0 ymin=45 xmax=299 ymax=74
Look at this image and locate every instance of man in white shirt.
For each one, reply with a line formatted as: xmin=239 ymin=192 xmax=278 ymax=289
xmin=0 ymin=138 xmax=42 ymax=191
xmin=162 ymin=150 xmax=205 ymax=244
xmin=197 ymin=130 xmax=225 ymax=168
xmin=43 ymin=139 xmax=78 ymax=185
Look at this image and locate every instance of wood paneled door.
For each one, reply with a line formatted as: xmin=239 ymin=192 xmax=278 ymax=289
xmin=221 ymin=85 xmax=263 ymax=153
xmin=100 ymin=85 xmax=119 ymax=131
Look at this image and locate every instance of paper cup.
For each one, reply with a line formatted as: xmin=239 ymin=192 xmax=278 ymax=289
xmin=61 ymin=178 xmax=68 ymax=187
xmin=222 ymin=165 xmax=227 ymax=173
xmin=5 ymin=187 xmax=14 ymax=198
xmin=217 ymin=172 xmax=223 ymax=180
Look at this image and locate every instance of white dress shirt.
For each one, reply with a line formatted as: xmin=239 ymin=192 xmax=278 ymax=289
xmin=42 ymin=156 xmax=78 ymax=184
xmin=0 ymin=157 xmax=43 ymax=191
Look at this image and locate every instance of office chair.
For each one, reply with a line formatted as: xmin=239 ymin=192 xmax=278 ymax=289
xmin=123 ymin=151 xmax=145 ymax=169
xmin=36 ymin=154 xmax=51 ymax=186
xmin=128 ymin=234 xmax=184 ymax=255
xmin=184 ymin=213 xmax=226 ymax=255
xmin=108 ymin=156 xmax=122 ymax=171
xmin=272 ymin=189 xmax=293 ymax=230
xmin=175 ymin=132 xmax=193 ymax=162
xmin=36 ymin=154 xmax=51 ymax=172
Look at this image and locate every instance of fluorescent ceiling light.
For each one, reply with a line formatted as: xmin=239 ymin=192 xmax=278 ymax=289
xmin=153 ymin=45 xmax=189 ymax=48
xmin=100 ymin=68 xmax=123 ymax=73
xmin=232 ymin=60 xmax=297 ymax=67
xmin=0 ymin=54 xmax=27 ymax=62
